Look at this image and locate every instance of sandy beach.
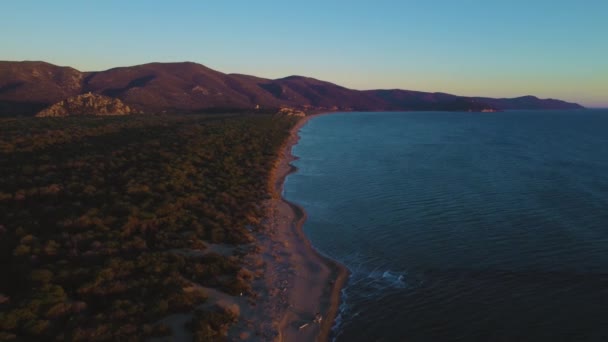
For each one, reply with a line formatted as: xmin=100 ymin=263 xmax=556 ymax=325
xmin=249 ymin=113 xmax=349 ymax=342
xmin=154 ymin=113 xmax=348 ymax=342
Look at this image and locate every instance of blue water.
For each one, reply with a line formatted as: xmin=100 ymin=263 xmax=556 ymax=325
xmin=283 ymin=110 xmax=608 ymax=342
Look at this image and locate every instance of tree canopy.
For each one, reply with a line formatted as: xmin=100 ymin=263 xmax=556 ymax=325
xmin=0 ymin=114 xmax=297 ymax=340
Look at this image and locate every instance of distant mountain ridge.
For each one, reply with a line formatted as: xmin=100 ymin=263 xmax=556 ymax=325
xmin=0 ymin=61 xmax=585 ymax=116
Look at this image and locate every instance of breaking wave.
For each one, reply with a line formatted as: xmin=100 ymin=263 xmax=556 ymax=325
xmin=331 ymin=253 xmax=418 ymax=340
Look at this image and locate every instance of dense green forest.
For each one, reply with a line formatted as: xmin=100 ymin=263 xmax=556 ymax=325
xmin=0 ymin=114 xmax=297 ymax=340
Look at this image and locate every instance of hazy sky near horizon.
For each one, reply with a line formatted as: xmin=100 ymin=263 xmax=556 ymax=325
xmin=2 ymin=1 xmax=607 ymax=107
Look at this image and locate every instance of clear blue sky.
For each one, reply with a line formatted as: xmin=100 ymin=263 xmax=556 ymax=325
xmin=2 ymin=0 xmax=606 ymax=107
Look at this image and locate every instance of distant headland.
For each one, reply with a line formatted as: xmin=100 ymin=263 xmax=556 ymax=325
xmin=0 ymin=61 xmax=584 ymax=117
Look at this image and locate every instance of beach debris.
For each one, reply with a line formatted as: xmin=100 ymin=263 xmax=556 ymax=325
xmin=313 ymin=312 xmax=323 ymax=324
xmin=299 ymin=312 xmax=323 ymax=331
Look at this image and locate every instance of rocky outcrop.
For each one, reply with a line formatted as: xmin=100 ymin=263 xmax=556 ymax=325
xmin=36 ymin=93 xmax=134 ymax=117
xmin=277 ymin=107 xmax=306 ymax=117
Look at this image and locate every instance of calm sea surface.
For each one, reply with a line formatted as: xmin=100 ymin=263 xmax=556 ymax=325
xmin=283 ymin=110 xmax=608 ymax=342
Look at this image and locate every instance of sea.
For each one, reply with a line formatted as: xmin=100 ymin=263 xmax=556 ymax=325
xmin=283 ymin=110 xmax=608 ymax=342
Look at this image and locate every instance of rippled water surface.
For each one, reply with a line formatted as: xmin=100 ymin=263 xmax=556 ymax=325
xmin=283 ymin=111 xmax=608 ymax=342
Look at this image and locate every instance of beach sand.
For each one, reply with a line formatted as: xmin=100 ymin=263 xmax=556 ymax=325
xmin=156 ymin=114 xmax=348 ymax=342
xmin=251 ymin=114 xmax=349 ymax=342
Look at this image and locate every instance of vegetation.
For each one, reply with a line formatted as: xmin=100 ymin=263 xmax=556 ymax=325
xmin=0 ymin=114 xmax=297 ymax=340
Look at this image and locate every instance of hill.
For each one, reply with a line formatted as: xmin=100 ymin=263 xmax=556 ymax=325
xmin=0 ymin=61 xmax=585 ymax=116
xmin=0 ymin=61 xmax=82 ymax=116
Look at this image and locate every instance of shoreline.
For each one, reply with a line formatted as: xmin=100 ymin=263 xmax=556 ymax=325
xmin=265 ymin=113 xmax=349 ymax=341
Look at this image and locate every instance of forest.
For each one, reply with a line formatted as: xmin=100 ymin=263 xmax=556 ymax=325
xmin=0 ymin=114 xmax=297 ymax=340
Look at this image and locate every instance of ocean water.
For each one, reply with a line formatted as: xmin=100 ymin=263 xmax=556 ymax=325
xmin=283 ymin=110 xmax=608 ymax=342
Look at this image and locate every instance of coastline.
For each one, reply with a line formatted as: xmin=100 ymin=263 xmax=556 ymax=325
xmin=263 ymin=113 xmax=349 ymax=342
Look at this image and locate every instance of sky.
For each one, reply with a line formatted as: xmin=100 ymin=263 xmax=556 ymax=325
xmin=1 ymin=1 xmax=607 ymax=107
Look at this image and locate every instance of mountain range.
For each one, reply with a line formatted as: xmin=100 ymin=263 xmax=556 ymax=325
xmin=0 ymin=61 xmax=584 ymax=117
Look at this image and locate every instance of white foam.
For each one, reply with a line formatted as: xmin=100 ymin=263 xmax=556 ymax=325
xmin=331 ymin=288 xmax=349 ymax=342
xmin=330 ymin=254 xmax=413 ymax=339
